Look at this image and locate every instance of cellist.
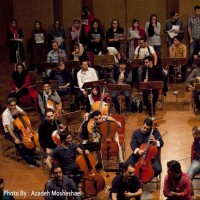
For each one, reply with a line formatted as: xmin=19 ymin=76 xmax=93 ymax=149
xmin=2 ymin=97 xmax=41 ymax=167
xmin=126 ymin=118 xmax=164 ymax=179
xmin=38 ymin=79 xmax=61 ymax=119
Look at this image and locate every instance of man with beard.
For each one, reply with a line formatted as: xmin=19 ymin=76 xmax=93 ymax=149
xmin=110 ymin=163 xmax=142 ymax=200
xmin=38 ymin=108 xmax=66 ymax=156
xmin=45 ymin=164 xmax=81 ymax=200
xmin=163 ymin=160 xmax=191 ymax=200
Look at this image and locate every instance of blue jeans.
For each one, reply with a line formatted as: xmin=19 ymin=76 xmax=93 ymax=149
xmin=188 ymin=39 xmax=199 ymax=68
xmin=5 ymin=132 xmax=37 ymax=165
xmin=111 ymin=90 xmax=131 ymax=113
xmin=187 ymin=159 xmax=200 ymax=180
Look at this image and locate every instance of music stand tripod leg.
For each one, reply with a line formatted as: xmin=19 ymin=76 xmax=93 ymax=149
xmin=172 ymin=65 xmax=179 ymax=102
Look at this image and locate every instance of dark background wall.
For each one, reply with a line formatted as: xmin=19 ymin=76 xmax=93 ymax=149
xmin=1 ymin=0 xmax=200 ymax=63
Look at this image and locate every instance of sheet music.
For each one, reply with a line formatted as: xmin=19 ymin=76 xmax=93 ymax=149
xmin=71 ymin=32 xmax=78 ymax=40
xmin=130 ymin=30 xmax=139 ymax=38
xmin=114 ymin=33 xmax=123 ymax=38
xmin=92 ymin=33 xmax=100 ymax=39
xmin=34 ymin=33 xmax=44 ymax=44
xmin=167 ymin=25 xmax=180 ymax=38
xmin=54 ymin=36 xmax=63 ymax=45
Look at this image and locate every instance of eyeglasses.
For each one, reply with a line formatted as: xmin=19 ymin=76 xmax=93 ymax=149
xmin=127 ymin=171 xmax=134 ymax=175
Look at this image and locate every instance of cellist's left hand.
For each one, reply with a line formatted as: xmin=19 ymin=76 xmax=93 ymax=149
xmin=115 ymin=121 xmax=121 ymax=128
xmin=150 ymin=135 xmax=157 ymax=145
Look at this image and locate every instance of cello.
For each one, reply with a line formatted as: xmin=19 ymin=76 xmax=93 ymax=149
xmin=46 ymin=99 xmax=62 ymax=117
xmin=13 ymin=115 xmax=39 ymax=149
xmin=76 ymin=139 xmax=105 ymax=196
xmin=134 ymin=125 xmax=158 ymax=183
xmin=99 ymin=97 xmax=119 ymax=158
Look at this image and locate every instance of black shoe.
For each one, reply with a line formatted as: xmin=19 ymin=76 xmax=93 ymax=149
xmin=95 ymin=163 xmax=103 ymax=170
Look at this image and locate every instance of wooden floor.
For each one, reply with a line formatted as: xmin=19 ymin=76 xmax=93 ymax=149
xmin=1 ymin=55 xmax=200 ymax=199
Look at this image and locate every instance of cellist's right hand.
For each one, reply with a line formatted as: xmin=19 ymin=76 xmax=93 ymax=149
xmin=138 ymin=149 xmax=145 ymax=155
xmin=14 ymin=138 xmax=21 ymax=144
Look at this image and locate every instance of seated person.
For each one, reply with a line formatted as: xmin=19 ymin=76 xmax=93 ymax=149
xmin=186 ymin=61 xmax=200 ymax=114
xmin=110 ymin=58 xmax=132 ymax=116
xmin=169 ymin=35 xmax=187 ymax=81
xmin=38 ymin=80 xmax=61 ymax=118
xmin=2 ymin=97 xmax=41 ymax=167
xmin=10 ymin=62 xmax=38 ymax=104
xmin=70 ymin=43 xmax=88 ymax=62
xmin=88 ymin=84 xmax=107 ymax=109
xmin=126 ymin=118 xmax=164 ymax=179
xmin=45 ymin=164 xmax=81 ymax=200
xmin=187 ymin=126 xmax=200 ymax=181
xmin=45 ymin=131 xmax=89 ymax=184
xmin=98 ymin=46 xmax=121 ymax=80
xmin=0 ymin=178 xmax=14 ymax=200
xmin=50 ymin=61 xmax=72 ymax=97
xmin=46 ymin=40 xmax=67 ymax=76
xmin=141 ymin=56 xmax=165 ymax=117
xmin=76 ymin=60 xmax=98 ymax=112
xmin=38 ymin=108 xmax=66 ymax=156
xmin=110 ymin=163 xmax=142 ymax=200
xmin=163 ymin=160 xmax=191 ymax=200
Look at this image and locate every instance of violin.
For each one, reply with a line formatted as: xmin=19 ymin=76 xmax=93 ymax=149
xmin=76 ymin=141 xmax=105 ymax=196
xmin=134 ymin=124 xmax=158 ymax=183
xmin=13 ymin=115 xmax=39 ymax=149
xmin=46 ymin=99 xmax=62 ymax=117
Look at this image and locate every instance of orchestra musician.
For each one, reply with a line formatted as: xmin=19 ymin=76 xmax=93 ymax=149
xmin=38 ymin=80 xmax=61 ymax=119
xmin=2 ymin=97 xmax=41 ymax=167
xmin=163 ymin=160 xmax=192 ymax=200
xmin=126 ymin=118 xmax=164 ymax=179
xmin=10 ymin=62 xmax=38 ymax=104
xmin=186 ymin=61 xmax=200 ymax=115
xmin=110 ymin=163 xmax=142 ymax=200
xmin=38 ymin=108 xmax=65 ymax=156
xmin=76 ymin=59 xmax=98 ymax=112
xmin=45 ymin=164 xmax=81 ymax=200
xmin=141 ymin=56 xmax=166 ymax=117
xmin=45 ymin=131 xmax=89 ymax=184
xmin=84 ymin=110 xmax=123 ymax=169
xmin=187 ymin=126 xmax=200 ymax=182
xmin=110 ymin=58 xmax=132 ymax=116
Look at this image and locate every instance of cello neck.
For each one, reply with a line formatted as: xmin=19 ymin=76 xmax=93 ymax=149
xmin=99 ymin=86 xmax=105 ymax=112
xmin=18 ymin=115 xmax=29 ymax=130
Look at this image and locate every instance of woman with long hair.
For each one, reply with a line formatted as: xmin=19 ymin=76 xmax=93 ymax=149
xmin=145 ymin=14 xmax=161 ymax=65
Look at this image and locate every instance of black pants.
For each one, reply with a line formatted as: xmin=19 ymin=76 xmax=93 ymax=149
xmin=194 ymin=91 xmax=200 ymax=110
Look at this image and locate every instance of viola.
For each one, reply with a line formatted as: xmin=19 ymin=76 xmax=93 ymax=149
xmin=76 ymin=141 xmax=105 ymax=196
xmin=46 ymin=99 xmax=62 ymax=117
xmin=13 ymin=115 xmax=39 ymax=149
xmin=134 ymin=126 xmax=158 ymax=183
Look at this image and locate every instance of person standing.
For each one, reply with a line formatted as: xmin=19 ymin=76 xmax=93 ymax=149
xmin=8 ymin=19 xmax=25 ymax=67
xmin=145 ymin=14 xmax=161 ymax=66
xmin=188 ymin=5 xmax=200 ymax=71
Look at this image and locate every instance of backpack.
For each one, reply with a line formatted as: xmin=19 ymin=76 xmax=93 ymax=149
xmin=131 ymin=96 xmax=143 ymax=113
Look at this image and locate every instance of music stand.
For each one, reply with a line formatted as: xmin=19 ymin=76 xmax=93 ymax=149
xmin=40 ymin=62 xmax=58 ymax=72
xmin=94 ymin=55 xmax=115 ymax=67
xmin=129 ymin=59 xmax=144 ymax=68
xmin=162 ymin=57 xmax=187 ymax=101
xmin=140 ymin=81 xmax=163 ymax=120
xmin=81 ymin=79 xmax=106 ymax=90
xmin=66 ymin=60 xmax=80 ymax=70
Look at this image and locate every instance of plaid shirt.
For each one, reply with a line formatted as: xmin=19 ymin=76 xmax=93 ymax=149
xmin=164 ymin=19 xmax=184 ymax=33
xmin=188 ymin=14 xmax=200 ymax=39
xmin=47 ymin=49 xmax=67 ymax=63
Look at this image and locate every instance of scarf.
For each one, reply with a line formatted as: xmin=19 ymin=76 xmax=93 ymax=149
xmin=9 ymin=24 xmax=20 ymax=39
xmin=12 ymin=70 xmax=27 ymax=88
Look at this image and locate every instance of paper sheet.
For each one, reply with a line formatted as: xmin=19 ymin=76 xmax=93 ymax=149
xmin=35 ymin=33 xmax=44 ymax=43
xmin=54 ymin=36 xmax=63 ymax=45
xmin=130 ymin=30 xmax=139 ymax=38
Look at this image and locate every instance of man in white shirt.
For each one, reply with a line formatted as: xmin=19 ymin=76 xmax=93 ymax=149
xmin=76 ymin=60 xmax=98 ymax=111
xmin=134 ymin=36 xmax=157 ymax=85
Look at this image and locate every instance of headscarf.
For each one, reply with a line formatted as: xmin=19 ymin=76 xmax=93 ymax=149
xmin=9 ymin=19 xmax=20 ymax=39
